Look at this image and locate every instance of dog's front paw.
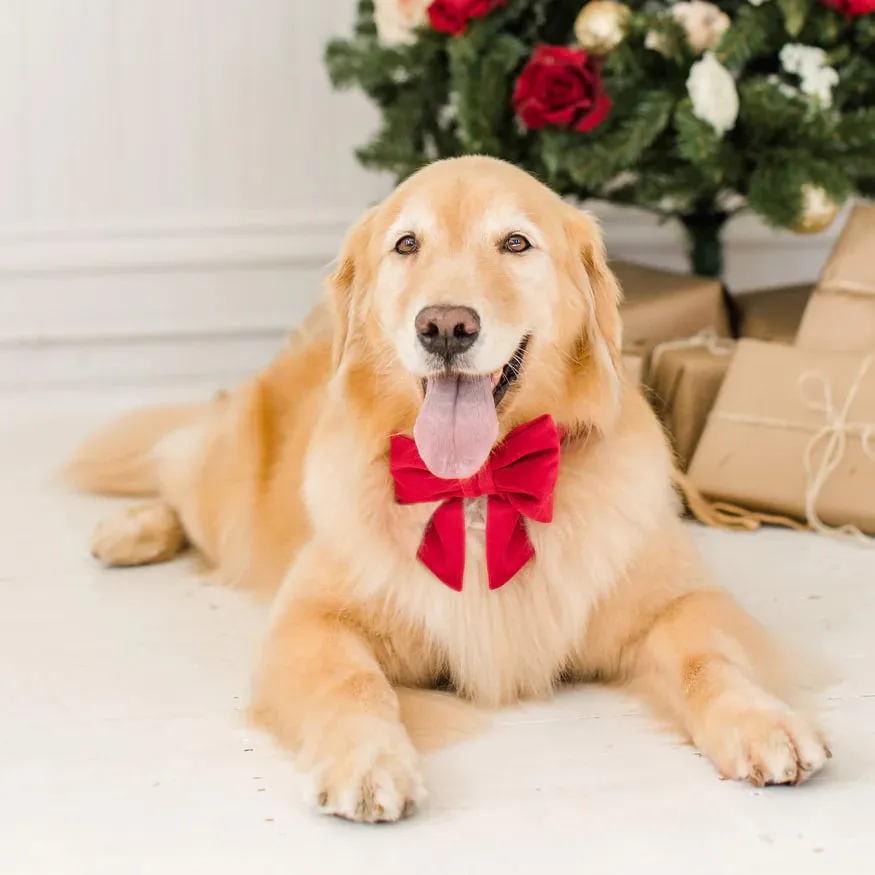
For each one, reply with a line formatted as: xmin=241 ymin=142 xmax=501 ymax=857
xmin=698 ymin=696 xmax=831 ymax=786
xmin=300 ymin=716 xmax=425 ymax=823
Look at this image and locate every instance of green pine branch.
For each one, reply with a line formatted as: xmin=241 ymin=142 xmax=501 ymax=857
xmin=776 ymin=0 xmax=813 ymax=38
xmin=447 ymin=30 xmax=529 ymax=155
xmin=325 ymin=0 xmax=875 ymax=260
xmin=715 ymin=5 xmax=782 ymax=69
xmin=557 ymin=90 xmax=676 ymax=189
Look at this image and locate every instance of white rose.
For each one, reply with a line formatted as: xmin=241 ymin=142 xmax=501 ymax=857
xmin=779 ymin=43 xmax=839 ymax=108
xmin=800 ymin=65 xmax=839 ymax=107
xmin=687 ymin=51 xmax=739 ymax=136
xmin=373 ymin=0 xmax=430 ymax=46
xmin=646 ymin=1 xmax=730 ymax=56
xmin=644 ymin=30 xmax=668 ymax=55
xmin=780 ymin=44 xmax=828 ymax=76
xmin=672 ymin=1 xmax=731 ymax=54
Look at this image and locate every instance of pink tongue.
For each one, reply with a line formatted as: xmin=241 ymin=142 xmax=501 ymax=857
xmin=414 ymin=375 xmax=498 ymax=479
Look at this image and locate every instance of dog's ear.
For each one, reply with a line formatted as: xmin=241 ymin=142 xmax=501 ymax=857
xmin=564 ymin=207 xmax=625 ymax=425
xmin=571 ymin=209 xmax=624 ymax=376
xmin=324 ymin=207 xmax=377 ymax=370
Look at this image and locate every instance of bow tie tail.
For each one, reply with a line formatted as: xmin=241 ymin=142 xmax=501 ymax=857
xmin=417 ymin=498 xmax=467 ymax=591
xmin=486 ymin=497 xmax=536 ymax=590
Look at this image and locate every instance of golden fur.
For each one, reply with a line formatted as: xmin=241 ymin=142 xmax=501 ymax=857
xmin=67 ymin=157 xmax=829 ymax=823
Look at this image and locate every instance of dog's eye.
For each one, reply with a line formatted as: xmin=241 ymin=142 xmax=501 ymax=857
xmin=394 ymin=234 xmax=419 ymax=255
xmin=503 ymin=234 xmax=532 ymax=254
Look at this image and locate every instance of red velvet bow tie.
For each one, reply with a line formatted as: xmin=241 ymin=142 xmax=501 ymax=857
xmin=389 ymin=415 xmax=562 ymax=591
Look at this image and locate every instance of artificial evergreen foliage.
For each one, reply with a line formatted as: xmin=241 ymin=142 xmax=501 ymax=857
xmin=326 ymin=0 xmax=875 ymax=275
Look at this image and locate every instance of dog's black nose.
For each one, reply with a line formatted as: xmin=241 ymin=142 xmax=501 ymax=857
xmin=415 ymin=306 xmax=481 ymax=360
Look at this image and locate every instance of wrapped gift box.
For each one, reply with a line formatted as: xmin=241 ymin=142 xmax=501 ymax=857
xmin=622 ymin=342 xmax=648 ymax=386
xmin=796 ymin=203 xmax=875 ymax=352
xmin=613 ymin=261 xmax=732 ymax=351
xmin=647 ymin=338 xmax=734 ymax=469
xmin=735 ymin=283 xmax=813 ymax=344
xmin=688 ymin=339 xmax=875 ymax=534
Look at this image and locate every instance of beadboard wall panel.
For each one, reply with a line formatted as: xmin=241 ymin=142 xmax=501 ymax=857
xmin=0 ymin=0 xmax=840 ymax=387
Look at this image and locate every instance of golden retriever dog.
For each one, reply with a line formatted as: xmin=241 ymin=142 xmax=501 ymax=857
xmin=67 ymin=156 xmax=830 ymax=823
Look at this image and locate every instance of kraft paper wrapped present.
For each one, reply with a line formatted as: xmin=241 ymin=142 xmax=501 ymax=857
xmin=612 ymin=261 xmax=733 ymax=352
xmin=622 ymin=343 xmax=647 ymax=386
xmin=736 ymin=283 xmax=813 ymax=344
xmin=796 ymin=293 xmax=875 ymax=353
xmin=688 ymin=339 xmax=875 ymax=535
xmin=647 ymin=336 xmax=734 ymax=470
xmin=796 ymin=203 xmax=875 ymax=352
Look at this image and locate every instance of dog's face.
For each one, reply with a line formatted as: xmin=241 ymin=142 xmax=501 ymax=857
xmin=328 ymin=157 xmax=624 ymax=478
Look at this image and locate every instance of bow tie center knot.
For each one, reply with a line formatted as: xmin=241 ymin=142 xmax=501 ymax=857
xmin=460 ymin=463 xmax=496 ymax=498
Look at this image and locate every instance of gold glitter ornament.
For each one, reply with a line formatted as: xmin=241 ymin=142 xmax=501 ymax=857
xmin=793 ymin=184 xmax=841 ymax=234
xmin=573 ymin=1 xmax=630 ymax=55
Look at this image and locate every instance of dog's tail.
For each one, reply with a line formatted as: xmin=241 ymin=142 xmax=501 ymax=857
xmin=62 ymin=401 xmax=214 ymax=496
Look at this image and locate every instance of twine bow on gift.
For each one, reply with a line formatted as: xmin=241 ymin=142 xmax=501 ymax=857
xmin=646 ymin=330 xmax=735 ymax=383
xmin=798 ymin=357 xmax=875 ymax=542
xmin=711 ymin=354 xmax=875 ymax=545
xmin=648 ymin=332 xmax=775 ymax=533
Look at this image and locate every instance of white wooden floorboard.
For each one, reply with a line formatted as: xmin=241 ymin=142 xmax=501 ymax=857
xmin=0 ymin=387 xmax=873 ymax=875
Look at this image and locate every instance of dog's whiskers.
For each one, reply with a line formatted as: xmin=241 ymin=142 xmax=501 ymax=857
xmin=546 ymin=340 xmax=576 ymax=366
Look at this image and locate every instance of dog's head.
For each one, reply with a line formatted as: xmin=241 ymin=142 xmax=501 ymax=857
xmin=327 ymin=156 xmax=624 ymax=478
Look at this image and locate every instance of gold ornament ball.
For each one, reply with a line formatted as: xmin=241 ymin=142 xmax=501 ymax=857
xmin=793 ymin=184 xmax=841 ymax=234
xmin=573 ymin=1 xmax=630 ymax=55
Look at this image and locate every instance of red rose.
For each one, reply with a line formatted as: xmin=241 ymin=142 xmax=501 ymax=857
xmin=427 ymin=0 xmax=505 ymax=36
xmin=512 ymin=45 xmax=612 ymax=133
xmin=819 ymin=0 xmax=875 ymax=13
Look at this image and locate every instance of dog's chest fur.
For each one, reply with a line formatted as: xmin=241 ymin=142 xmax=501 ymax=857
xmin=306 ymin=428 xmax=651 ymax=709
xmin=463 ymin=496 xmax=488 ymax=532
xmin=390 ymin=496 xmax=605 ymax=707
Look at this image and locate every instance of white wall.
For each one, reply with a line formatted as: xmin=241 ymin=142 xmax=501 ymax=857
xmin=0 ymin=0 xmax=390 ymax=387
xmin=0 ymin=0 xmax=842 ymax=388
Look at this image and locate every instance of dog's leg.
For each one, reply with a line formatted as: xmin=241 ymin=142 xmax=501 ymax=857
xmin=580 ymin=528 xmax=831 ymax=787
xmin=629 ymin=589 xmax=831 ymax=785
xmin=250 ymin=549 xmax=425 ymax=823
xmin=91 ymin=500 xmax=187 ymax=567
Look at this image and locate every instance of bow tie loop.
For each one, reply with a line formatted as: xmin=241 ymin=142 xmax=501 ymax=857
xmin=460 ymin=464 xmax=496 ymax=499
xmin=389 ymin=414 xmax=562 ymax=591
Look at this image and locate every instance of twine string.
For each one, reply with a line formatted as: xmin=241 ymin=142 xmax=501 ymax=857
xmin=647 ymin=330 xmax=734 ymax=383
xmin=715 ymin=354 xmax=875 ymax=545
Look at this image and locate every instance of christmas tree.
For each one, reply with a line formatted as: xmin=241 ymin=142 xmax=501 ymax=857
xmin=326 ymin=0 xmax=875 ymax=276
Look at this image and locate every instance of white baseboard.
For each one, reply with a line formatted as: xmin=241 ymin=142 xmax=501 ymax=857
xmin=0 ymin=211 xmax=346 ymax=388
xmin=0 ymin=211 xmax=354 ymax=344
xmin=0 ymin=330 xmax=286 ymax=391
xmin=590 ymin=201 xmax=846 ymax=291
xmin=0 ymin=204 xmax=845 ymax=389
xmin=0 ymin=211 xmax=354 ymax=274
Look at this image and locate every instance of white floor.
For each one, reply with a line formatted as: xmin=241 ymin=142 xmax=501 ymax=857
xmin=2 ymin=384 xmax=874 ymax=875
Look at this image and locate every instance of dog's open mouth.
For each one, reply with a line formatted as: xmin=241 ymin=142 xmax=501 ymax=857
xmin=413 ymin=336 xmax=530 ymax=480
xmin=489 ymin=335 xmax=529 ymax=407
xmin=418 ymin=335 xmax=530 ymax=408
